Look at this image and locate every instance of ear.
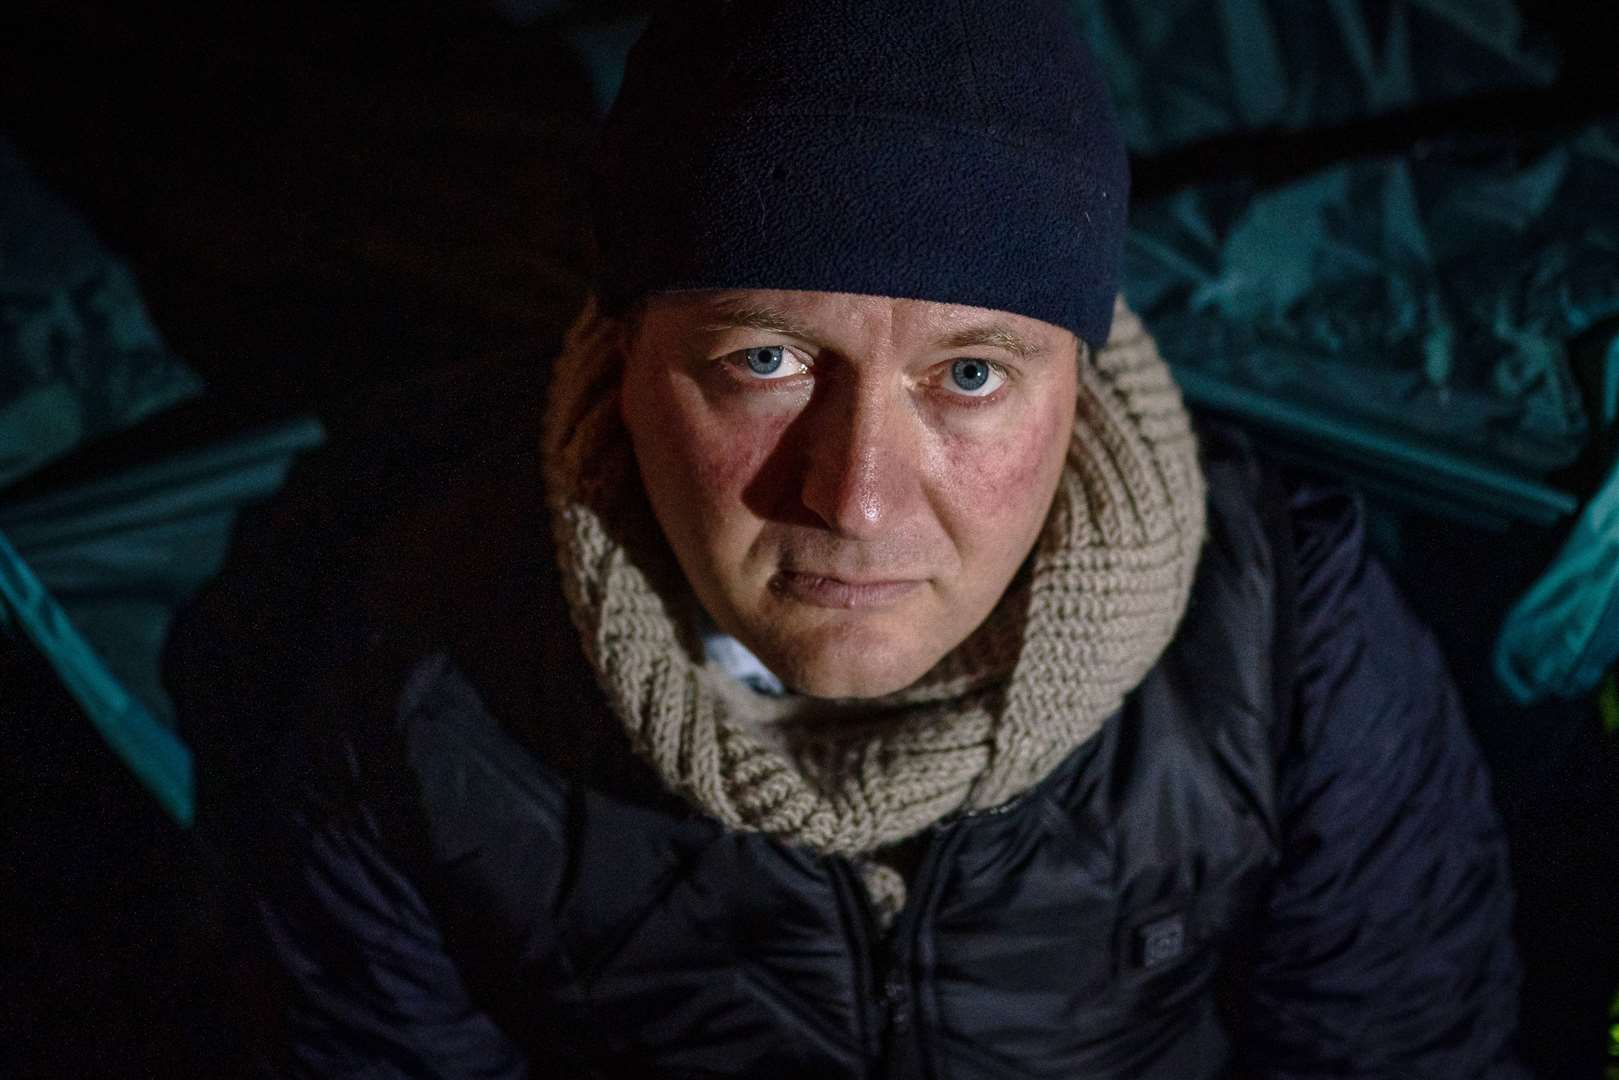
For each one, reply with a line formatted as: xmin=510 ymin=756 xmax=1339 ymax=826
xmin=545 ymin=296 xmax=636 ymax=476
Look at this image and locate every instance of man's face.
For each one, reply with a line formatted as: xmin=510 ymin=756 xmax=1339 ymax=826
xmin=620 ymin=289 xmax=1079 ymax=698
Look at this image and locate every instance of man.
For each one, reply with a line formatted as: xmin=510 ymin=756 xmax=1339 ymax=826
xmin=259 ymin=1 xmax=1527 ymax=1076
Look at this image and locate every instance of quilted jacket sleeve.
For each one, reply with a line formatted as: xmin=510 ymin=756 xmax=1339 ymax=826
xmin=253 ymin=658 xmax=531 ymax=1080
xmin=256 ymin=793 xmax=531 ymax=1080
xmin=1233 ymin=479 xmax=1529 ymax=1078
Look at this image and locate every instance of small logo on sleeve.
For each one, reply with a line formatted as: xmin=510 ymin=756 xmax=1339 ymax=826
xmin=1135 ymin=913 xmax=1187 ymax=969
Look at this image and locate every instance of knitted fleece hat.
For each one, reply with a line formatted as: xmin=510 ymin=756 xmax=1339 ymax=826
xmin=590 ymin=0 xmax=1131 ymax=348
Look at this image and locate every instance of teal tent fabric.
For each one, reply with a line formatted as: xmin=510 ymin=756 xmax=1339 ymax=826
xmin=484 ymin=0 xmax=650 ymax=114
xmin=0 ymin=527 xmax=192 ymax=824
xmin=1603 ymin=335 xmax=1619 ymax=430
xmin=564 ymin=15 xmax=652 ymax=115
xmin=1126 ymin=116 xmax=1619 ymax=525
xmin=0 ymin=416 xmax=326 ymax=824
xmin=1 ymin=136 xmax=203 ymax=488
xmin=1495 ymin=450 xmax=1619 ymax=703
xmin=1 ymin=133 xmax=329 ymax=822
xmin=1071 ymin=0 xmax=1558 ymax=155
xmin=491 ymin=1 xmax=1561 ymax=149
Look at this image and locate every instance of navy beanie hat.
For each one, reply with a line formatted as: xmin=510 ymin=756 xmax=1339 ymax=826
xmin=589 ymin=0 xmax=1130 ymax=348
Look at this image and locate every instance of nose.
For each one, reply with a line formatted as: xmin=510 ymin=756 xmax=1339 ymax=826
xmin=798 ymin=381 xmax=916 ymax=539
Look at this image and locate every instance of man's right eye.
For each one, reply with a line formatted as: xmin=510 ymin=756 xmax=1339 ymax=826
xmin=733 ymin=345 xmax=809 ymax=380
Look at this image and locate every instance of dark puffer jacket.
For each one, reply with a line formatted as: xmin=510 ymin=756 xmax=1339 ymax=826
xmin=257 ymin=429 xmax=1526 ymax=1079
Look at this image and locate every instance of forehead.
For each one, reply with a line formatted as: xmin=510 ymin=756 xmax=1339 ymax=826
xmin=637 ymin=288 xmax=1076 ymax=358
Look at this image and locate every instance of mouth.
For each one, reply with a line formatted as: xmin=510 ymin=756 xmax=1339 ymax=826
xmin=769 ymin=571 xmax=924 ymax=610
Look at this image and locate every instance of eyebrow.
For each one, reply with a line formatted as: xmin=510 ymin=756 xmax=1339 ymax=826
xmin=938 ymin=324 xmax=1046 ymax=359
xmin=696 ymin=305 xmax=822 ymax=343
xmin=696 ymin=304 xmax=1047 ymax=359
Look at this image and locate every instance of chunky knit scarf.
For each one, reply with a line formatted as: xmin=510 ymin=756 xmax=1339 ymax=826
xmin=542 ymin=296 xmax=1205 ymax=881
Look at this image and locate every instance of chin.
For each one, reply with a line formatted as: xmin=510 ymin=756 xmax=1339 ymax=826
xmin=788 ymin=664 xmax=923 ymax=700
xmin=759 ymin=623 xmax=943 ymax=700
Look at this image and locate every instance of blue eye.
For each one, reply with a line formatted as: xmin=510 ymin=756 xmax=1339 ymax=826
xmin=948 ymin=358 xmax=1003 ymax=396
xmin=734 ymin=345 xmax=807 ymax=381
xmin=951 ymin=359 xmax=989 ymax=391
xmin=746 ymin=346 xmax=785 ymax=375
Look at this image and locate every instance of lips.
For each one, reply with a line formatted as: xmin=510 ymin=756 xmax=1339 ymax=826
xmin=769 ymin=571 xmax=923 ymax=610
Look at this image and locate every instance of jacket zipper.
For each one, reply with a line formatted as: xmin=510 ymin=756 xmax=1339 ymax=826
xmin=831 ymin=858 xmax=884 ymax=1076
xmin=835 ymin=825 xmax=965 ymax=1080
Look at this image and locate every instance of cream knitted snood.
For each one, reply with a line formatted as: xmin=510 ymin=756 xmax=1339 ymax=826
xmin=542 ymin=296 xmax=1205 ymax=876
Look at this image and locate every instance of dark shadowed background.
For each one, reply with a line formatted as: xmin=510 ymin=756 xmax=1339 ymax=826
xmin=3 ymin=2 xmax=1618 ymax=1076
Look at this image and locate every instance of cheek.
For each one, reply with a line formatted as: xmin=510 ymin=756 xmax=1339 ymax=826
xmin=934 ymin=400 xmax=1070 ymax=521
xmin=633 ymin=375 xmax=794 ymax=514
xmin=687 ymin=413 xmax=794 ymax=498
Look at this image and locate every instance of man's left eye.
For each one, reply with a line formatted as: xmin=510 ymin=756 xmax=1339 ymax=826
xmin=944 ymin=358 xmax=1006 ymax=397
xmin=734 ymin=345 xmax=808 ymax=380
